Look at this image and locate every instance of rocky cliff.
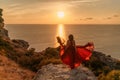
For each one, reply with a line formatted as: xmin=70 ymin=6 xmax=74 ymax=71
xmin=0 ymin=8 xmax=35 ymax=80
xmin=33 ymin=50 xmax=120 ymax=80
xmin=0 ymin=9 xmax=9 ymax=40
xmin=83 ymin=51 xmax=120 ymax=77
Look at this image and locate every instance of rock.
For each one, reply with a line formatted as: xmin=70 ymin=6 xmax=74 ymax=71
xmin=0 ymin=16 xmax=4 ymax=24
xmin=0 ymin=8 xmax=4 ymax=25
xmin=33 ymin=63 xmax=97 ymax=80
xmin=0 ymin=8 xmax=9 ymax=40
xmin=83 ymin=51 xmax=120 ymax=76
xmin=0 ymin=16 xmax=4 ymax=23
xmin=12 ymin=39 xmax=29 ymax=49
xmin=0 ymin=8 xmax=3 ymax=16
xmin=0 ymin=23 xmax=4 ymax=28
xmin=0 ymin=28 xmax=9 ymax=39
xmin=92 ymin=51 xmax=119 ymax=69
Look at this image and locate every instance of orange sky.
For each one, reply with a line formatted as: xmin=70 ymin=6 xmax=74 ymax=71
xmin=0 ymin=0 xmax=120 ymax=24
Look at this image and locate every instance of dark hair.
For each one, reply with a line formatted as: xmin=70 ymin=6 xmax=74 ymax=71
xmin=68 ymin=34 xmax=74 ymax=41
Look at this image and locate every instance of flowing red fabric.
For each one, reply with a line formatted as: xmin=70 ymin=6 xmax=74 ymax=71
xmin=59 ymin=43 xmax=94 ymax=69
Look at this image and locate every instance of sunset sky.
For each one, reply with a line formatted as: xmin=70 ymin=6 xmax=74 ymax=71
xmin=0 ymin=0 xmax=120 ymax=24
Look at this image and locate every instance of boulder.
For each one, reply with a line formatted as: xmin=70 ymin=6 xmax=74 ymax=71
xmin=92 ymin=51 xmax=119 ymax=69
xmin=33 ymin=63 xmax=97 ymax=80
xmin=0 ymin=28 xmax=9 ymax=39
xmin=12 ymin=39 xmax=29 ymax=49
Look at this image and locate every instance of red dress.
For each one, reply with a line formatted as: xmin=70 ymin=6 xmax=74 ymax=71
xmin=59 ymin=42 xmax=94 ymax=69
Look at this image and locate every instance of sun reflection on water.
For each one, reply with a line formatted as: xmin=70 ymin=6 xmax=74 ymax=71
xmin=57 ymin=24 xmax=66 ymax=38
xmin=55 ymin=24 xmax=66 ymax=47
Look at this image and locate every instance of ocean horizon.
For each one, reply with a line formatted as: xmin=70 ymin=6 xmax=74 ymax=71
xmin=6 ymin=24 xmax=120 ymax=59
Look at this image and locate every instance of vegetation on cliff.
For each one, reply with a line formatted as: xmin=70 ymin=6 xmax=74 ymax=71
xmin=80 ymin=51 xmax=120 ymax=80
xmin=0 ymin=36 xmax=61 ymax=72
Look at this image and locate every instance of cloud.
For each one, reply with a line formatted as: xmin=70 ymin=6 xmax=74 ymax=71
xmin=5 ymin=3 xmax=26 ymax=15
xmin=106 ymin=14 xmax=119 ymax=20
xmin=8 ymin=3 xmax=21 ymax=8
xmin=79 ymin=17 xmax=94 ymax=21
xmin=107 ymin=17 xmax=112 ymax=19
xmin=113 ymin=15 xmax=119 ymax=17
xmin=85 ymin=17 xmax=93 ymax=20
xmin=3 ymin=0 xmax=102 ymax=11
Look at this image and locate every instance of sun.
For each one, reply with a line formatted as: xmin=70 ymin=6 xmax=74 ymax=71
xmin=57 ymin=11 xmax=64 ymax=18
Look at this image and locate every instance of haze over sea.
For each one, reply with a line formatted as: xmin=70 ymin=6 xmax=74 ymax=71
xmin=6 ymin=24 xmax=120 ymax=59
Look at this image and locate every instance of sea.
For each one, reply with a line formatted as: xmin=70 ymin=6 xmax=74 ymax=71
xmin=5 ymin=24 xmax=120 ymax=59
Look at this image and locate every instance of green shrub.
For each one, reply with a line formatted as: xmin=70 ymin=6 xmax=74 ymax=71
xmin=115 ymin=61 xmax=120 ymax=69
xmin=44 ymin=47 xmax=59 ymax=58
xmin=17 ymin=51 xmax=44 ymax=71
xmin=98 ymin=70 xmax=120 ymax=80
xmin=15 ymin=47 xmax=61 ymax=72
xmin=37 ymin=47 xmax=61 ymax=69
xmin=83 ymin=53 xmax=111 ymax=76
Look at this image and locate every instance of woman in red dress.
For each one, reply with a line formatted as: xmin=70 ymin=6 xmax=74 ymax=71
xmin=64 ymin=34 xmax=76 ymax=69
xmin=57 ymin=34 xmax=94 ymax=69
